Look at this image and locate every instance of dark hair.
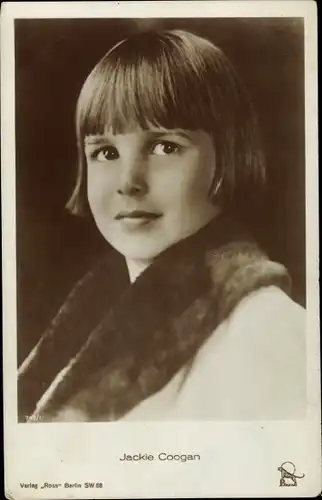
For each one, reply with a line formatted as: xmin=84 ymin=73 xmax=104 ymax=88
xmin=67 ymin=29 xmax=265 ymax=215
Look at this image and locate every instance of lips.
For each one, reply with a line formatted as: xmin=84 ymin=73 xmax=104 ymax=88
xmin=115 ymin=210 xmax=162 ymax=221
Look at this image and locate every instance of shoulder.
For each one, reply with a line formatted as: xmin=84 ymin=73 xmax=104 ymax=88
xmin=175 ymin=286 xmax=306 ymax=419
xmin=224 ymin=285 xmax=305 ymax=352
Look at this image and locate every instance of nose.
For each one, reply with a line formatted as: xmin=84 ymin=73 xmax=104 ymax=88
xmin=117 ymin=157 xmax=148 ymax=198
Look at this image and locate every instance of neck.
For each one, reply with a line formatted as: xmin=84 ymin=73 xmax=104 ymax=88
xmin=126 ymin=258 xmax=152 ymax=283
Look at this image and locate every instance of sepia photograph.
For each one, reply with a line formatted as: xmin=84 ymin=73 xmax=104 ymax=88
xmin=2 ymin=2 xmax=320 ymax=499
xmin=16 ymin=16 xmax=307 ymax=423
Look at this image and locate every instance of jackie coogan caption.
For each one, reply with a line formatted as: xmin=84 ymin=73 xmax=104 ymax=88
xmin=119 ymin=453 xmax=201 ymax=462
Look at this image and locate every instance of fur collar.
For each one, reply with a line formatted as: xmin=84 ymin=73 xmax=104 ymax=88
xmin=18 ymin=213 xmax=290 ymax=421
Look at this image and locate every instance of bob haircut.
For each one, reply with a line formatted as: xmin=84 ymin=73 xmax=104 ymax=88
xmin=67 ymin=29 xmax=265 ymax=215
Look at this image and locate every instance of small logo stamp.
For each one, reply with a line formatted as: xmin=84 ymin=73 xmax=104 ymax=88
xmin=278 ymin=461 xmax=305 ymax=487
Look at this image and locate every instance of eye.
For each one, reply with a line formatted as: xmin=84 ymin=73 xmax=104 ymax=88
xmin=92 ymin=146 xmax=119 ymax=161
xmin=151 ymin=141 xmax=181 ymax=156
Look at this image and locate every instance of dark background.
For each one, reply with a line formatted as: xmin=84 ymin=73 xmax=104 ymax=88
xmin=15 ymin=18 xmax=306 ymax=364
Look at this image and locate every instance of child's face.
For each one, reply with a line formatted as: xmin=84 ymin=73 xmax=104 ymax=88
xmin=84 ymin=127 xmax=218 ymax=262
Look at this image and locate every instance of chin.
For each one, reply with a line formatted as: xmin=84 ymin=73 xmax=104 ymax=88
xmin=118 ymin=245 xmax=166 ymax=262
xmin=108 ymin=237 xmax=169 ymax=262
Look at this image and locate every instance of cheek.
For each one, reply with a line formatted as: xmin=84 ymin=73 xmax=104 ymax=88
xmin=87 ymin=169 xmax=115 ymax=225
xmin=158 ymin=153 xmax=214 ymax=209
xmin=190 ymin=150 xmax=215 ymax=197
xmin=87 ymin=166 xmax=115 ymax=214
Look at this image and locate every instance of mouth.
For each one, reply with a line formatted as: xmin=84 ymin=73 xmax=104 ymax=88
xmin=115 ymin=210 xmax=162 ymax=221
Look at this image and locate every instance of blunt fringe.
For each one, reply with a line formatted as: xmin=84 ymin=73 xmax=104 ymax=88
xmin=66 ymin=29 xmax=265 ymax=215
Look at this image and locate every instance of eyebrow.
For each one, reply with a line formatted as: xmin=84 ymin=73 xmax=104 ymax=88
xmin=84 ymin=136 xmax=111 ymax=146
xmin=84 ymin=130 xmax=193 ymax=145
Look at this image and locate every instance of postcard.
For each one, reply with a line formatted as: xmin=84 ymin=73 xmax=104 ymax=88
xmin=1 ymin=1 xmax=320 ymax=498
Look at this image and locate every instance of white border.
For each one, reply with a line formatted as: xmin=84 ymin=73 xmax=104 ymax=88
xmin=1 ymin=2 xmax=320 ymax=499
xmin=0 ymin=1 xmax=318 ymax=18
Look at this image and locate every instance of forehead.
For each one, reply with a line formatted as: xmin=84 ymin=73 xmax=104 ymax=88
xmin=83 ymin=127 xmax=212 ymax=146
xmin=85 ymin=127 xmax=186 ymax=141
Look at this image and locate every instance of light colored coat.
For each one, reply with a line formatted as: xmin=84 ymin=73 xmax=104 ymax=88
xmin=57 ymin=285 xmax=306 ymax=421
